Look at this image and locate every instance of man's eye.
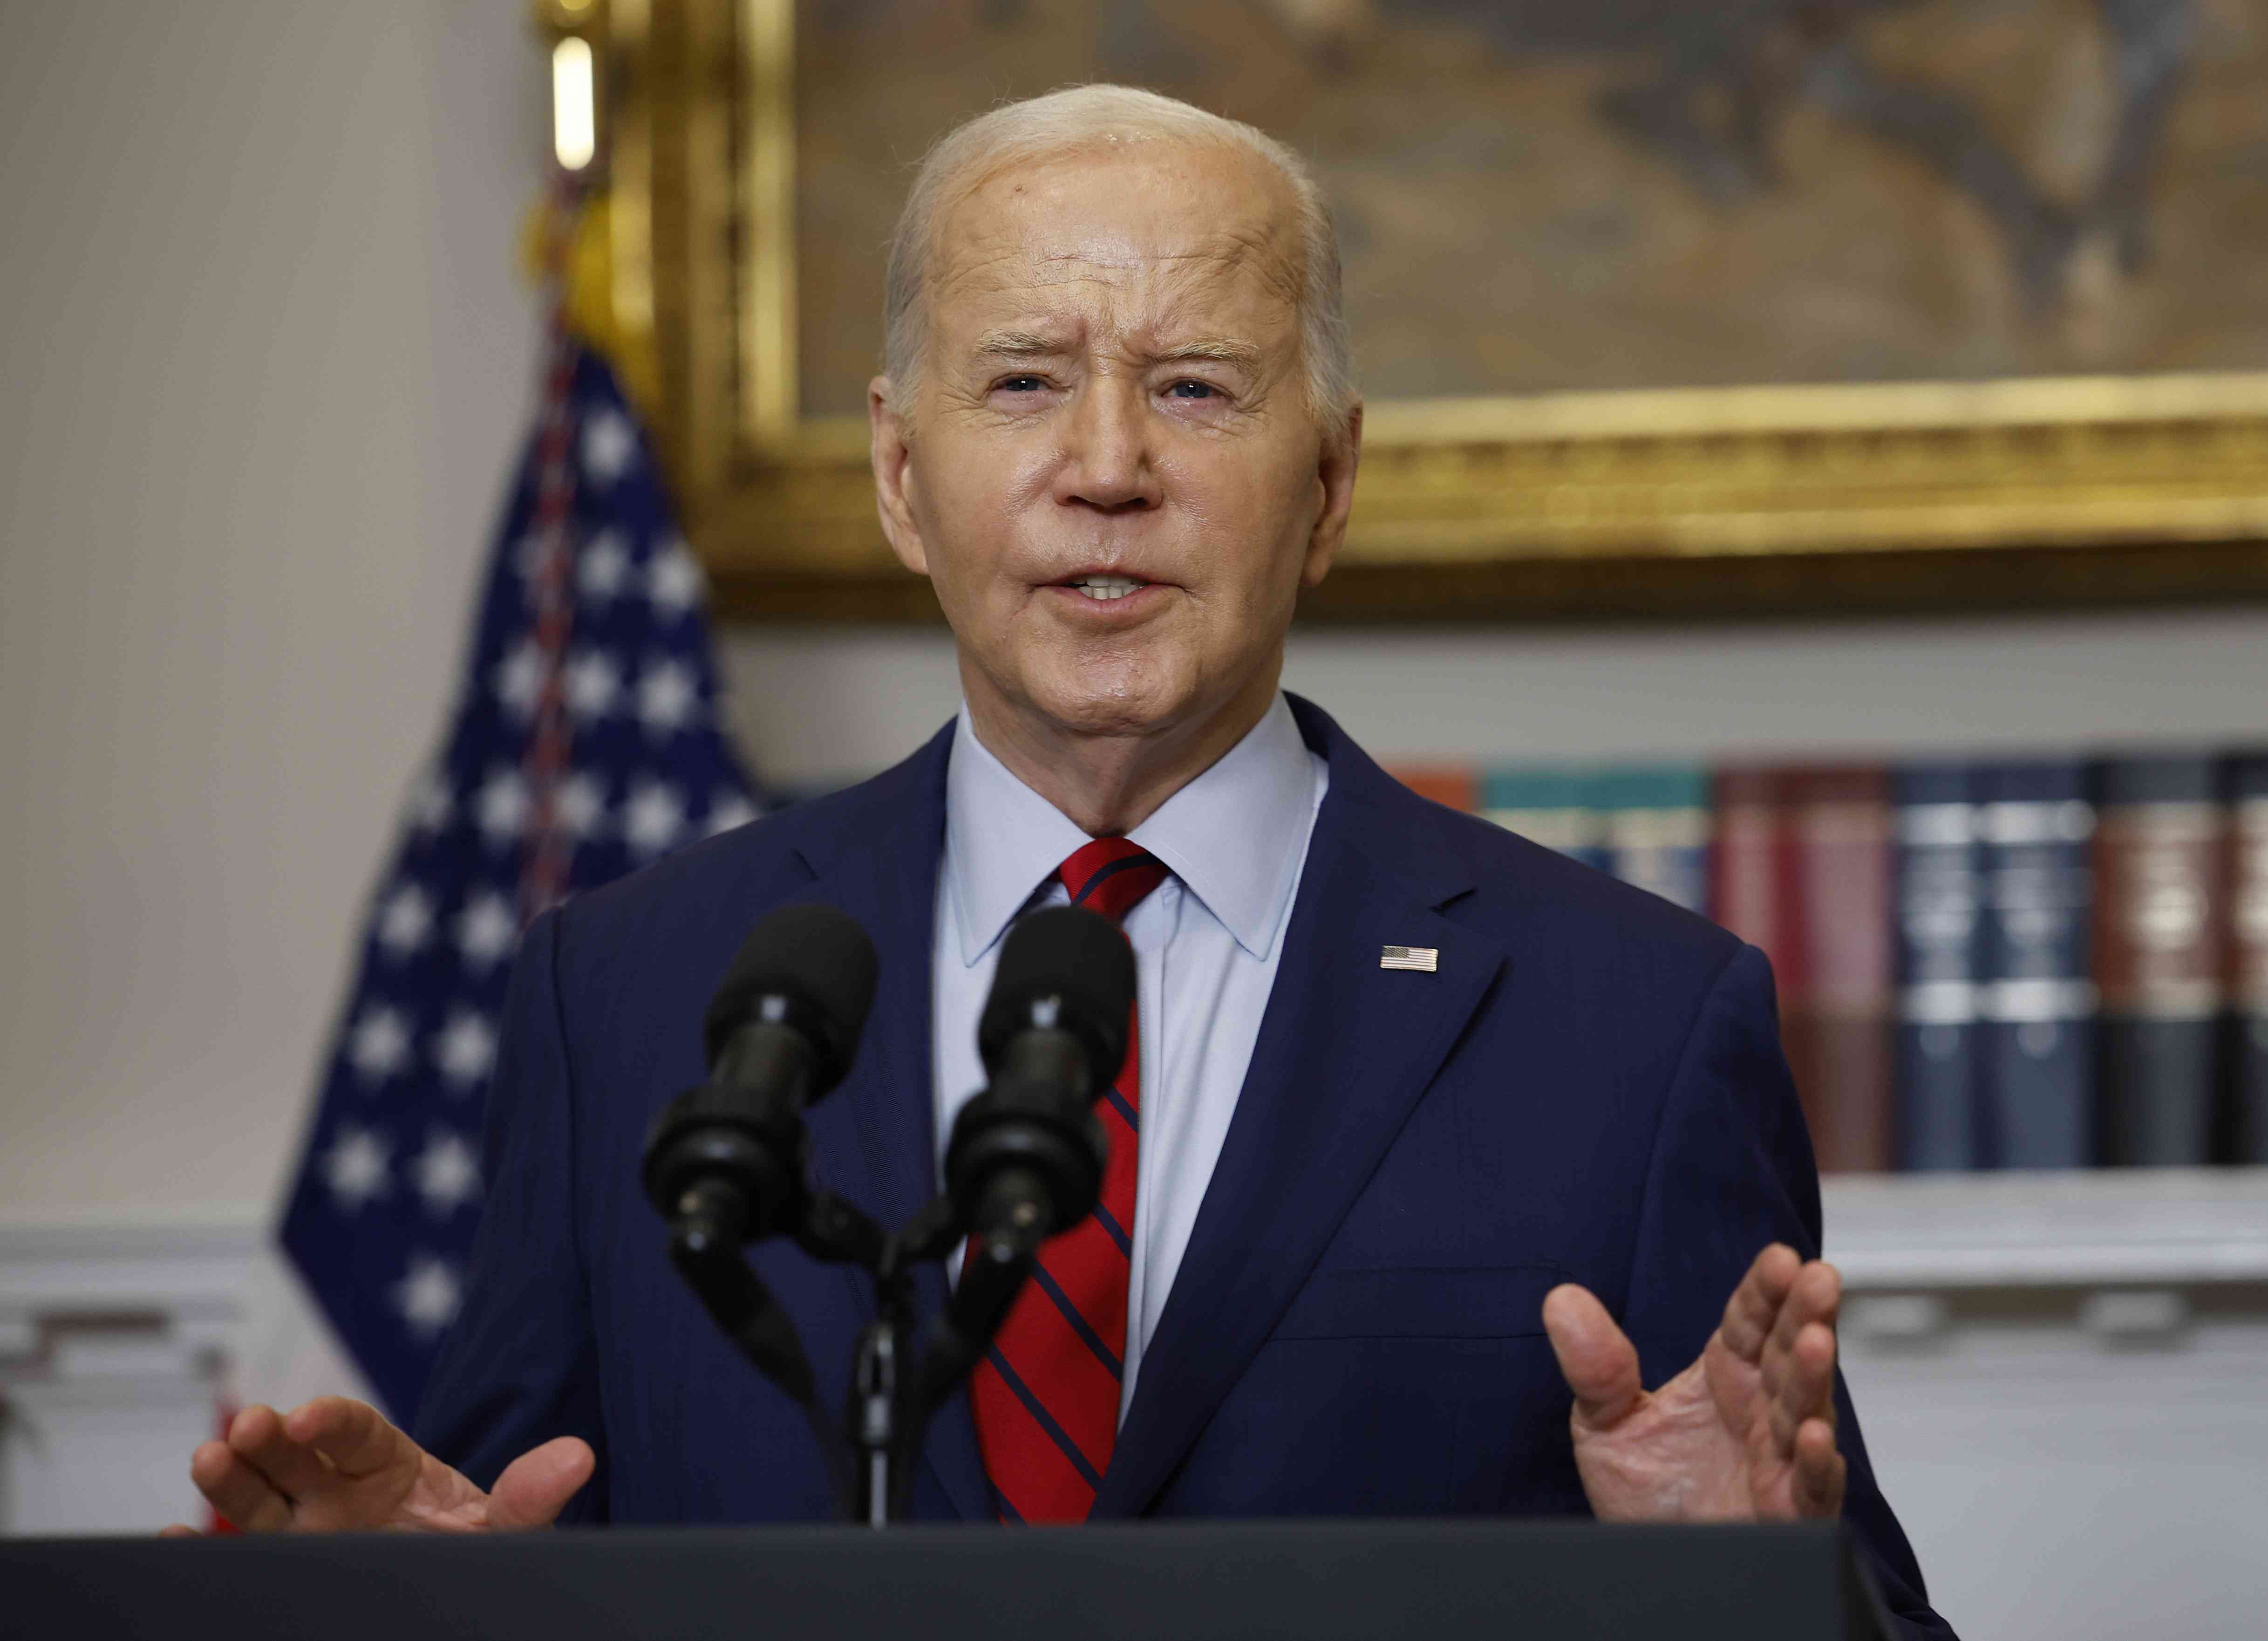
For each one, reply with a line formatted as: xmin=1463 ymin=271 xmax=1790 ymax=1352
xmin=995 ymin=375 xmax=1046 ymax=394
xmin=1167 ymin=380 xmax=1218 ymax=400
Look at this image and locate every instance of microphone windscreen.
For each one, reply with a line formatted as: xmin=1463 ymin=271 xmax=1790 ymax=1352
xmin=978 ymin=905 xmax=1136 ymax=1088
xmin=702 ymin=903 xmax=879 ymax=1090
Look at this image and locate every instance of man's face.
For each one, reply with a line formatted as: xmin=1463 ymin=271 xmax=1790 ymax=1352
xmin=870 ymin=140 xmax=1359 ymax=745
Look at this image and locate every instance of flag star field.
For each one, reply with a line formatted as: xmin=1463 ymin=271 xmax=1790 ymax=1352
xmin=280 ymin=348 xmax=759 ymax=1420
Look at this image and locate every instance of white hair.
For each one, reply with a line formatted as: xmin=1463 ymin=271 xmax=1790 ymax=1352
xmin=880 ymin=84 xmax=1356 ymax=427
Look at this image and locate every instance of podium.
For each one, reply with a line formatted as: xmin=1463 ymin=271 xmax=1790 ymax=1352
xmin=3 ymin=1519 xmax=1896 ymax=1640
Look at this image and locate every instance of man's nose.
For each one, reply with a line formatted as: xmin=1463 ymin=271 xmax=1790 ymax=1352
xmin=1054 ymin=376 xmax=1160 ymax=513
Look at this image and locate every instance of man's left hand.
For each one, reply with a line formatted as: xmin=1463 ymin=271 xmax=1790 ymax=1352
xmin=1540 ymin=1244 xmax=1847 ymax=1522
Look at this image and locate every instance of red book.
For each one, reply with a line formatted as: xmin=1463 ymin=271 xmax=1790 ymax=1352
xmin=1711 ymin=768 xmax=1798 ymax=967
xmin=1712 ymin=766 xmax=1894 ymax=1173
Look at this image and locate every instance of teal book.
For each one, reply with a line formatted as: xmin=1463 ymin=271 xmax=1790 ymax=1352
xmin=1593 ymin=766 xmax=1712 ymax=915
xmin=1480 ymin=767 xmax=1609 ymax=872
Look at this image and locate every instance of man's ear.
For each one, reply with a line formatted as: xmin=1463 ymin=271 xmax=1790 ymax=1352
xmin=1301 ymin=400 xmax=1363 ymax=588
xmin=869 ymin=375 xmax=929 ymax=576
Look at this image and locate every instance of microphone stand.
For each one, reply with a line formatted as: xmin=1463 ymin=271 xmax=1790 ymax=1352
xmin=661 ymin=1179 xmax=1043 ymax=1526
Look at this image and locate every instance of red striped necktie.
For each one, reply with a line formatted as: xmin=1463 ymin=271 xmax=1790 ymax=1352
xmin=970 ymin=835 xmax=1170 ymax=1522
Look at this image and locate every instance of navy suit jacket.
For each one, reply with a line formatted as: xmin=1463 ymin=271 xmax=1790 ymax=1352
xmin=418 ymin=696 xmax=1949 ymax=1637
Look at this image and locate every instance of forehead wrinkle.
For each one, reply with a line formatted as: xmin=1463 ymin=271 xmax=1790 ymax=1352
xmin=922 ymin=146 xmax=1309 ymax=375
xmin=935 ymin=180 xmax=1298 ymax=293
xmin=930 ymin=238 xmax=1030 ymax=309
xmin=1055 ymin=240 xmax=1299 ymax=343
xmin=1015 ymin=229 xmax=1295 ymax=291
xmin=1139 ymin=213 xmax=1303 ymax=318
xmin=1082 ymin=237 xmax=1305 ymax=352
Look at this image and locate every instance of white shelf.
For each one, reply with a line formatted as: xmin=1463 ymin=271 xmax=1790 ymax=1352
xmin=6 ymin=1174 xmax=2264 ymax=1346
xmin=0 ymin=1214 xmax=265 ymax=1370
xmin=1822 ymin=1168 xmax=2268 ymax=1291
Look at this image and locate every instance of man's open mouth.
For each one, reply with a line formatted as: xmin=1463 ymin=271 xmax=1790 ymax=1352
xmin=1060 ymin=574 xmax=1152 ymax=602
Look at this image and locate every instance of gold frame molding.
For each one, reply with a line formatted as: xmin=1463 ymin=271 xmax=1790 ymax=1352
xmin=576 ymin=0 xmax=2268 ymax=623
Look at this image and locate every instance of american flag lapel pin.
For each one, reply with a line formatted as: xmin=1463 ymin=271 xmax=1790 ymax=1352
xmin=1380 ymin=945 xmax=1438 ymax=973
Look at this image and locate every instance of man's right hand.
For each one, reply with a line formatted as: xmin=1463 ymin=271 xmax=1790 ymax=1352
xmin=167 ymin=1397 xmax=593 ymax=1535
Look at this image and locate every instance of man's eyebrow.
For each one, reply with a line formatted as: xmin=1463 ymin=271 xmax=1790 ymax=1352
xmin=966 ymin=331 xmax=1267 ymax=370
xmin=1146 ymin=338 xmax=1263 ymax=370
xmin=970 ymin=328 xmax=1068 ymax=359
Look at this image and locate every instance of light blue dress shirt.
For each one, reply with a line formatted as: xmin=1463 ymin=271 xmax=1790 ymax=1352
xmin=933 ymin=691 xmax=1328 ymax=1420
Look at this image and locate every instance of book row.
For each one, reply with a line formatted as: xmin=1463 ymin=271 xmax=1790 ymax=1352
xmin=1389 ymin=754 xmax=2268 ymax=1174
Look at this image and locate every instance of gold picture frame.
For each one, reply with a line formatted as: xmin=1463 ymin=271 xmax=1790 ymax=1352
xmin=564 ymin=0 xmax=2268 ymax=622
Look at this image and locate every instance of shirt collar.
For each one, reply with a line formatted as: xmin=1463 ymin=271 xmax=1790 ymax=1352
xmin=943 ymin=692 xmax=1316 ymax=966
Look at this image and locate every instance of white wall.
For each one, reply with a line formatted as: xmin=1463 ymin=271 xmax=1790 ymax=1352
xmin=719 ymin=609 xmax=2268 ymax=790
xmin=0 ymin=0 xmax=546 ymax=1222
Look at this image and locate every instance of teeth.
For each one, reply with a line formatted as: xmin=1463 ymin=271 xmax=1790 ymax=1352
xmin=1070 ymin=575 xmax=1146 ymax=602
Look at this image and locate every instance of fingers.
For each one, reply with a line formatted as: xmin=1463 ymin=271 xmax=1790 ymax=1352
xmin=159 ymin=1523 xmax=202 ymax=1538
xmin=1767 ymin=1259 xmax=1841 ymax=1368
xmin=1717 ymin=1243 xmax=1803 ymax=1365
xmin=1760 ymin=1265 xmax=1841 ymax=1450
xmin=1791 ymin=1415 xmax=1847 ymax=1518
xmin=1541 ymin=1283 xmax=1644 ymax=1432
xmin=486 ymin=1437 xmax=597 ymax=1530
xmin=1765 ymin=1320 xmax=1838 ymax=1453
xmin=226 ymin=1403 xmax=334 ymax=1502
xmin=1719 ymin=1244 xmax=1845 ymax=1495
xmin=190 ymin=1439 xmax=294 ymax=1532
xmin=286 ymin=1395 xmax=411 ymax=1482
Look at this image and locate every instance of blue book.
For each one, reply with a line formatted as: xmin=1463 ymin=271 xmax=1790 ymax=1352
xmin=1892 ymin=765 xmax=1984 ymax=1171
xmin=2230 ymin=753 xmax=2268 ymax=1164
xmin=1976 ymin=762 xmax=2097 ymax=1169
xmin=1594 ymin=766 xmax=1712 ymax=914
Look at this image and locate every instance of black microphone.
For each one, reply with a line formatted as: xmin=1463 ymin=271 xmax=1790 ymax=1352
xmin=944 ymin=904 xmax=1135 ymax=1243
xmin=641 ymin=903 xmax=879 ymax=1245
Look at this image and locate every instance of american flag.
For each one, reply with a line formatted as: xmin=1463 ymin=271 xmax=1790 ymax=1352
xmin=278 ymin=336 xmax=757 ymax=1421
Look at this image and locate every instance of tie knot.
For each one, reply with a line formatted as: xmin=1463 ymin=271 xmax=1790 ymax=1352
xmin=1059 ymin=837 xmax=1170 ymax=924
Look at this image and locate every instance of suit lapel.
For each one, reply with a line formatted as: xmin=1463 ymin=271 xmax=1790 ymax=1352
xmin=1091 ymin=712 xmax=1509 ymax=1517
xmin=787 ymin=721 xmax=992 ymax=1521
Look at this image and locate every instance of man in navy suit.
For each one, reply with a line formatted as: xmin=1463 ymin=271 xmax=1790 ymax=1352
xmin=184 ymin=84 xmax=1948 ymax=1636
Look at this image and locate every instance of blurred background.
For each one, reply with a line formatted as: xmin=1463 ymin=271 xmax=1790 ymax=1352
xmin=1 ymin=2 xmax=2264 ymax=1635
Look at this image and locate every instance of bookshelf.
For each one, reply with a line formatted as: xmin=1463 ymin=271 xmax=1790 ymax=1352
xmin=1388 ymin=752 xmax=2268 ymax=1176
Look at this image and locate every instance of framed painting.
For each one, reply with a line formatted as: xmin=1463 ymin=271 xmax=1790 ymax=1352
xmin=572 ymin=0 xmax=2268 ymax=620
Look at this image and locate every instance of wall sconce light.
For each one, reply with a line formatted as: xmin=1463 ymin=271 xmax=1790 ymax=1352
xmin=552 ymin=35 xmax=598 ymax=172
